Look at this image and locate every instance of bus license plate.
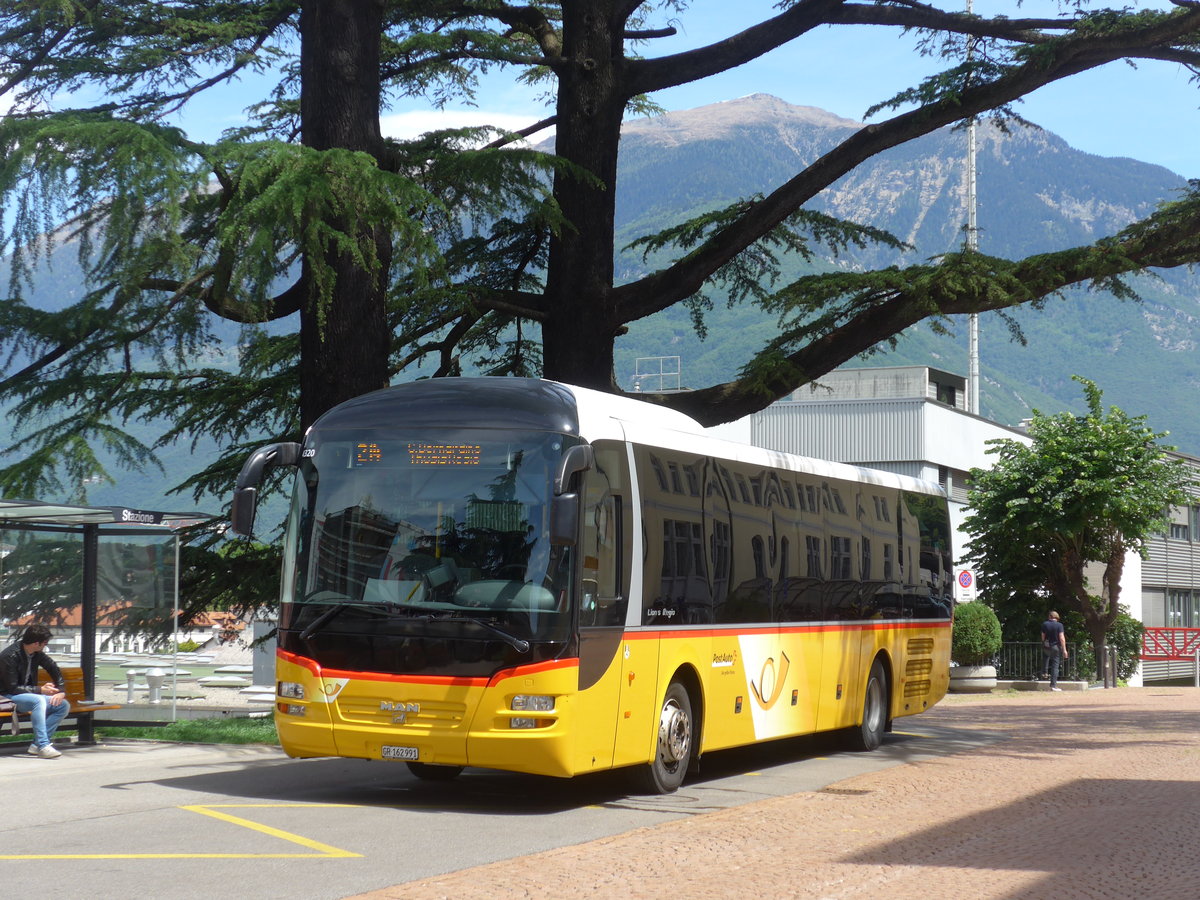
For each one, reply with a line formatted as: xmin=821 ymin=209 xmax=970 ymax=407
xmin=381 ymin=745 xmax=419 ymax=761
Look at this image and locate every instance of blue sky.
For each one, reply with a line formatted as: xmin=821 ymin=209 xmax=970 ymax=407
xmin=372 ymin=0 xmax=1200 ymax=179
xmin=34 ymin=1 xmax=1200 ymax=178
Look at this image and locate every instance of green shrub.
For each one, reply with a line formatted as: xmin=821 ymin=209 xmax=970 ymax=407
xmin=952 ymin=601 xmax=1003 ymax=666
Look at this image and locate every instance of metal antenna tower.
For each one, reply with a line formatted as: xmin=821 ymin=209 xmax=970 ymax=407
xmin=966 ymin=0 xmax=981 ymax=414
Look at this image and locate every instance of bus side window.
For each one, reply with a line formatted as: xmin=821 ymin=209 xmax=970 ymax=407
xmin=581 ymin=467 xmax=624 ymax=627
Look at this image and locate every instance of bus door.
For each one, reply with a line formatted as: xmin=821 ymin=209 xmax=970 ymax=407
xmin=573 ymin=443 xmax=633 ymax=773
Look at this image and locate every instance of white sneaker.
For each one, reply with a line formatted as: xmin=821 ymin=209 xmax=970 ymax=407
xmin=37 ymin=744 xmax=61 ymax=759
xmin=26 ymin=744 xmax=39 ymax=755
xmin=1051 ymin=687 xmax=1063 ymax=692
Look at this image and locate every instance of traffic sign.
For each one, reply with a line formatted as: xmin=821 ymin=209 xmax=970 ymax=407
xmin=954 ymin=568 xmax=976 ymax=601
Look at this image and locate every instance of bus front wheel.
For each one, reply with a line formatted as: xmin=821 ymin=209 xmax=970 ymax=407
xmin=407 ymin=761 xmax=464 ymax=781
xmin=636 ymin=681 xmax=693 ymax=794
xmin=847 ymin=659 xmax=888 ymax=752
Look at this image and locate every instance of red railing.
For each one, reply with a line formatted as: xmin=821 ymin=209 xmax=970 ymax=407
xmin=1141 ymin=627 xmax=1200 ymax=661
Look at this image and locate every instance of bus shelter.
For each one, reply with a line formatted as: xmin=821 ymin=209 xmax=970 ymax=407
xmin=0 ymin=499 xmax=212 ymax=740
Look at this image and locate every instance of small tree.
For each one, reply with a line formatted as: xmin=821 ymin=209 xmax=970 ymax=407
xmin=951 ymin=601 xmax=1002 ymax=667
xmin=964 ymin=377 xmax=1194 ymax=681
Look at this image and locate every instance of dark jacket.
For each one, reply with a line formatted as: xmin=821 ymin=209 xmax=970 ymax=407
xmin=0 ymin=641 xmax=64 ymax=696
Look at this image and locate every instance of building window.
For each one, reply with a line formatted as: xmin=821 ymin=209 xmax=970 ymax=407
xmin=650 ymin=456 xmax=669 ymax=492
xmin=805 ymin=536 xmax=823 ymax=578
xmin=662 ymin=520 xmax=705 ymax=579
xmin=736 ymin=475 xmax=751 ymax=505
xmin=831 ymin=536 xmax=852 ymax=580
xmin=873 ymin=496 xmax=891 ymax=523
xmin=752 ymin=536 xmax=765 ymax=579
xmin=782 ymin=483 xmax=796 ymax=509
xmin=1168 ymin=589 xmax=1199 ymax=627
xmin=1170 ymin=523 xmax=1190 ymax=541
xmin=668 ymin=463 xmax=684 ymax=494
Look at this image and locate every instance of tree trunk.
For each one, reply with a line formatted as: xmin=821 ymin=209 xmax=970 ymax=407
xmin=1095 ymin=545 xmax=1127 ymax=684
xmin=540 ymin=2 xmax=626 ymax=391
xmin=297 ymin=0 xmax=391 ymax=429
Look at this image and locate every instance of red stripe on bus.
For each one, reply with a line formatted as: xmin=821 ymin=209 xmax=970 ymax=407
xmin=276 ymin=648 xmax=578 ymax=687
xmin=486 ymin=657 xmax=578 ymax=686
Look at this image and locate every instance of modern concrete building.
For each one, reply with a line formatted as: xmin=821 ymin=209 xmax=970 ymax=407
xmin=1139 ymin=452 xmax=1200 ymax=682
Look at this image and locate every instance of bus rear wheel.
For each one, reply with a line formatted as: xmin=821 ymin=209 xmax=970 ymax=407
xmin=407 ymin=761 xmax=464 ymax=781
xmin=636 ymin=681 xmax=693 ymax=794
xmin=847 ymin=659 xmax=887 ymax=752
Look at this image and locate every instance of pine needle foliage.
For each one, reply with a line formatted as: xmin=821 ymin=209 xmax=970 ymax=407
xmin=3 ymin=1 xmax=1200 ymax=620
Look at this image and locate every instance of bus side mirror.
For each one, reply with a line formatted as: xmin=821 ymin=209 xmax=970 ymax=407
xmin=548 ymin=444 xmax=593 ymax=547
xmin=230 ymin=442 xmax=302 ymax=537
xmin=554 ymin=444 xmax=594 ymax=495
xmin=549 ymin=493 xmax=580 ymax=547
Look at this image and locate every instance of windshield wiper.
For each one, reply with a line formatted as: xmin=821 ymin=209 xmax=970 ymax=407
xmin=407 ymin=613 xmax=530 ymax=653
xmin=298 ymin=603 xmax=352 ymax=641
xmin=460 ymin=616 xmax=531 ymax=653
xmin=299 ymin=602 xmax=392 ymax=641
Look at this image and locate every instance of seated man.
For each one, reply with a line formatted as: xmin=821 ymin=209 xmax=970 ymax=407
xmin=0 ymin=624 xmax=70 ymax=758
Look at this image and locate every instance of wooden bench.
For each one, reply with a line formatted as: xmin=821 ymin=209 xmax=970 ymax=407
xmin=1 ymin=666 xmax=122 ymax=744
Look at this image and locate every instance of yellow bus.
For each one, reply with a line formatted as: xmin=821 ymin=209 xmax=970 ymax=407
xmin=232 ymin=378 xmax=953 ymax=792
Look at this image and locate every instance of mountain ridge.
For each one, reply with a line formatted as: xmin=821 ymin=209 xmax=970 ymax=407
xmin=6 ymin=92 xmax=1200 ymax=515
xmin=611 ymin=93 xmax=1200 ymax=452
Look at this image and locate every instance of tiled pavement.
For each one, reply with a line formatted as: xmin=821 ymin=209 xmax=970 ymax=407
xmin=351 ymin=686 xmax=1200 ymax=900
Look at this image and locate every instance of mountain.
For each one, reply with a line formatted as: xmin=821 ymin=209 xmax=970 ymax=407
xmin=6 ymin=92 xmax=1200 ymax=515
xmin=612 ymin=94 xmax=1200 ymax=450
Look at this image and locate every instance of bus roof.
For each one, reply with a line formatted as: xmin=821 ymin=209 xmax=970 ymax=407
xmin=558 ymin=381 xmax=945 ymax=497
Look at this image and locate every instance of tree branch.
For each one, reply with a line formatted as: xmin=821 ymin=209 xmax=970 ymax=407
xmin=614 ymin=7 xmax=1200 ymax=323
xmin=627 ymin=0 xmax=847 ymax=96
xmin=0 ymin=0 xmax=102 ymax=101
xmin=651 ymin=191 xmax=1200 ymax=426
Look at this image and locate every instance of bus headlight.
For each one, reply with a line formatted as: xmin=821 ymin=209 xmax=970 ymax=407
xmin=511 ymin=694 xmax=554 ymax=712
xmin=277 ymin=703 xmax=307 ymax=717
xmin=510 ymin=694 xmax=555 ymax=728
xmin=278 ymin=681 xmax=305 ymax=699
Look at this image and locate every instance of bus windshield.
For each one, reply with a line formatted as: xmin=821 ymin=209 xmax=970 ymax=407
xmin=279 ymin=429 xmax=574 ymax=661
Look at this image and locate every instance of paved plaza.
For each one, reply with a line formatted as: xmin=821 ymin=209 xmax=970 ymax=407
xmin=352 ymin=686 xmax=1200 ymax=900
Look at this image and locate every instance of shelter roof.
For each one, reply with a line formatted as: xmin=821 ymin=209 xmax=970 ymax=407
xmin=0 ymin=498 xmax=211 ymax=531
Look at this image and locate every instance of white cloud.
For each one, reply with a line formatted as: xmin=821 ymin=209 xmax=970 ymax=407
xmin=380 ymin=109 xmax=554 ymax=144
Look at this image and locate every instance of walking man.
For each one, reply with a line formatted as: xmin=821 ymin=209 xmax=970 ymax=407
xmin=0 ymin=625 xmax=70 ymax=758
xmin=1041 ymin=611 xmax=1069 ymax=692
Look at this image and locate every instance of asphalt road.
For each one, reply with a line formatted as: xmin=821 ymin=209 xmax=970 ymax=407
xmin=0 ymin=719 xmax=995 ymax=900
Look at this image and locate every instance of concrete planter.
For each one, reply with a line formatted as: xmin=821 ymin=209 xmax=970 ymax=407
xmin=949 ymin=664 xmax=997 ymax=693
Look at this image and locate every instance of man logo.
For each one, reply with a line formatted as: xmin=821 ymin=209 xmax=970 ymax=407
xmin=749 ymin=652 xmax=790 ymax=710
xmin=381 ymin=701 xmax=420 ymax=725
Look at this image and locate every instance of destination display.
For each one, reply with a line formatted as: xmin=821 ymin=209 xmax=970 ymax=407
xmin=406 ymin=442 xmax=482 ymax=466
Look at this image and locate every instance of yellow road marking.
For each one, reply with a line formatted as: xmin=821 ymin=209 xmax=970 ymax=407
xmin=0 ymin=804 xmax=362 ymax=860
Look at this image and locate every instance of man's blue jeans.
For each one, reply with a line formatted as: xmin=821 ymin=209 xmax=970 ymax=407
xmin=3 ymin=693 xmax=70 ymax=747
xmin=1042 ymin=646 xmax=1062 ymax=687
